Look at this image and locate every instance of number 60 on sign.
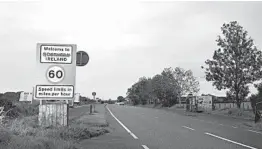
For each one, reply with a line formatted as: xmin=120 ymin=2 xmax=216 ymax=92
xmin=46 ymin=66 xmax=65 ymax=83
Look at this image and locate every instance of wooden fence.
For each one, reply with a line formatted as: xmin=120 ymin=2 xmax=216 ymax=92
xmin=176 ymin=102 xmax=252 ymax=111
xmin=214 ymin=102 xmax=252 ymax=111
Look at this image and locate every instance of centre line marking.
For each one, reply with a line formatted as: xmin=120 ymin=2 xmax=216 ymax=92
xmin=247 ymin=129 xmax=262 ymax=134
xmin=182 ymin=126 xmax=195 ymax=131
xmin=142 ymin=145 xmax=150 ymax=149
xmin=205 ymin=132 xmax=257 ymax=149
xmin=106 ymin=106 xmax=138 ymax=139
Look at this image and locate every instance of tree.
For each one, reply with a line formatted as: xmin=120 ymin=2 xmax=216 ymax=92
xmin=202 ymin=21 xmax=262 ymax=108
xmin=126 ymin=77 xmax=152 ymax=105
xmin=172 ymin=67 xmax=200 ymax=104
xmin=151 ymin=68 xmax=179 ymax=107
xmin=117 ymin=96 xmax=125 ymax=102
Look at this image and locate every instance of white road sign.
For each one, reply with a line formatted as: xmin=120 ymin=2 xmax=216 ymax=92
xmin=35 ymin=85 xmax=74 ymax=98
xmin=46 ymin=65 xmax=65 ymax=83
xmin=19 ymin=92 xmax=33 ymax=102
xmin=40 ymin=45 xmax=72 ymax=64
xmin=35 ymin=43 xmax=76 ymax=100
xmin=74 ymin=93 xmax=80 ymax=103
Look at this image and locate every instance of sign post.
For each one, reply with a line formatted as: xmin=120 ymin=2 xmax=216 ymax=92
xmin=92 ymin=92 xmax=96 ymax=113
xmin=35 ymin=43 xmax=76 ymax=127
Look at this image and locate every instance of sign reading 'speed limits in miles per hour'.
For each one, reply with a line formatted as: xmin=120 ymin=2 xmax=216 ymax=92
xmin=35 ymin=43 xmax=76 ymax=100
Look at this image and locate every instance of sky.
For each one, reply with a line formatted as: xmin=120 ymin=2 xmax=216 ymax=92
xmin=0 ymin=0 xmax=262 ymax=100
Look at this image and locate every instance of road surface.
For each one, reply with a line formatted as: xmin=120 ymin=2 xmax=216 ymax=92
xmin=106 ymin=104 xmax=262 ymax=149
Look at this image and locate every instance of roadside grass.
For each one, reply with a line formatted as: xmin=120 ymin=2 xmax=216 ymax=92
xmin=0 ymin=106 xmax=109 ymax=149
xmin=211 ymin=107 xmax=255 ymax=120
xmin=241 ymin=121 xmax=262 ymax=131
xmin=5 ymin=102 xmax=39 ymax=119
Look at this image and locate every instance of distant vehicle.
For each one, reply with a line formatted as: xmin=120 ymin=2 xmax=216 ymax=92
xmin=116 ymin=102 xmax=125 ymax=105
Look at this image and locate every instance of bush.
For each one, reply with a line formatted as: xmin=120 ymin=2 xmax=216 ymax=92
xmin=0 ymin=98 xmax=14 ymax=111
xmin=7 ymin=102 xmax=39 ymax=118
xmin=0 ymin=127 xmax=12 ymax=146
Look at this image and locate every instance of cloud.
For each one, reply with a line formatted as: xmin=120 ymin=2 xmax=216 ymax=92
xmin=0 ymin=1 xmax=262 ymax=99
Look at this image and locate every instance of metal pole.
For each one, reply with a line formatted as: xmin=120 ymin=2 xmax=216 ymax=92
xmin=80 ymin=51 xmax=83 ymax=65
xmin=93 ymin=95 xmax=96 ymax=112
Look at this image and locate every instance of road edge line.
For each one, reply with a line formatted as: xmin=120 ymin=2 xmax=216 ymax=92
xmin=247 ymin=129 xmax=262 ymax=134
xmin=205 ymin=132 xmax=257 ymax=149
xmin=106 ymin=105 xmax=138 ymax=139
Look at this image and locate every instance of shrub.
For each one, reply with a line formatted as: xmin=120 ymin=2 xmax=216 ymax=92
xmin=8 ymin=116 xmax=39 ymax=136
xmin=7 ymin=102 xmax=39 ymax=118
xmin=0 ymin=98 xmax=14 ymax=111
xmin=0 ymin=127 xmax=12 ymax=146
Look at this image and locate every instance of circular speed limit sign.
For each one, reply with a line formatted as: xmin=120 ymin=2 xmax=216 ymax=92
xmin=46 ymin=66 xmax=65 ymax=83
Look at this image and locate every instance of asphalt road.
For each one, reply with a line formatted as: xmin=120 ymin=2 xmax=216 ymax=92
xmin=107 ymin=104 xmax=262 ymax=149
xmin=79 ymin=104 xmax=142 ymax=149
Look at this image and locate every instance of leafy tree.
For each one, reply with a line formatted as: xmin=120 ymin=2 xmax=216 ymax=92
xmin=108 ymin=98 xmax=114 ymax=104
xmin=126 ymin=77 xmax=152 ymax=105
xmin=117 ymin=96 xmax=125 ymax=102
xmin=202 ymin=21 xmax=262 ymax=108
xmin=172 ymin=67 xmax=200 ymax=104
xmin=151 ymin=68 xmax=179 ymax=107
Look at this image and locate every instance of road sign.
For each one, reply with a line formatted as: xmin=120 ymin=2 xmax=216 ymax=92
xmin=92 ymin=92 xmax=96 ymax=96
xmin=74 ymin=93 xmax=80 ymax=103
xmin=76 ymin=51 xmax=89 ymax=66
xmin=46 ymin=65 xmax=65 ymax=83
xmin=35 ymin=43 xmax=76 ymax=100
xmin=40 ymin=45 xmax=72 ymax=64
xmin=35 ymin=85 xmax=74 ymax=98
xmin=19 ymin=92 xmax=33 ymax=102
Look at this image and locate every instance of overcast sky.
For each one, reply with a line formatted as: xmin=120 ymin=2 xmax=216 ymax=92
xmin=0 ymin=0 xmax=262 ymax=100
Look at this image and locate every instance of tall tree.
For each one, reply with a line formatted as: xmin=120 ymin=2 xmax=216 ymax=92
xmin=151 ymin=68 xmax=179 ymax=107
xmin=172 ymin=67 xmax=200 ymax=104
xmin=202 ymin=21 xmax=262 ymax=108
xmin=126 ymin=77 xmax=152 ymax=105
xmin=117 ymin=96 xmax=125 ymax=102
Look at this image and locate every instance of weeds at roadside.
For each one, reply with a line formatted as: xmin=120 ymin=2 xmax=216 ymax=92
xmin=0 ymin=111 xmax=110 ymax=149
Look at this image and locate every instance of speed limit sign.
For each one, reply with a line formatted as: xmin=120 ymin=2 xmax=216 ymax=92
xmin=35 ymin=43 xmax=76 ymax=100
xmin=46 ymin=66 xmax=65 ymax=83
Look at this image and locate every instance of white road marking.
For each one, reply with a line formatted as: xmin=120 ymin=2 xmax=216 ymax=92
xmin=247 ymin=129 xmax=262 ymax=134
xmin=205 ymin=132 xmax=257 ymax=149
xmin=106 ymin=106 xmax=138 ymax=139
xmin=142 ymin=145 xmax=150 ymax=149
xmin=219 ymin=124 xmax=224 ymax=126
xmin=232 ymin=126 xmax=238 ymax=128
xmin=182 ymin=126 xmax=195 ymax=131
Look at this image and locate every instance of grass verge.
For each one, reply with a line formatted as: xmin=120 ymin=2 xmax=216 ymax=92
xmin=0 ymin=110 xmax=110 ymax=149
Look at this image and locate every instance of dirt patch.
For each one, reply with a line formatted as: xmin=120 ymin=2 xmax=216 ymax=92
xmin=240 ymin=121 xmax=262 ymax=131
